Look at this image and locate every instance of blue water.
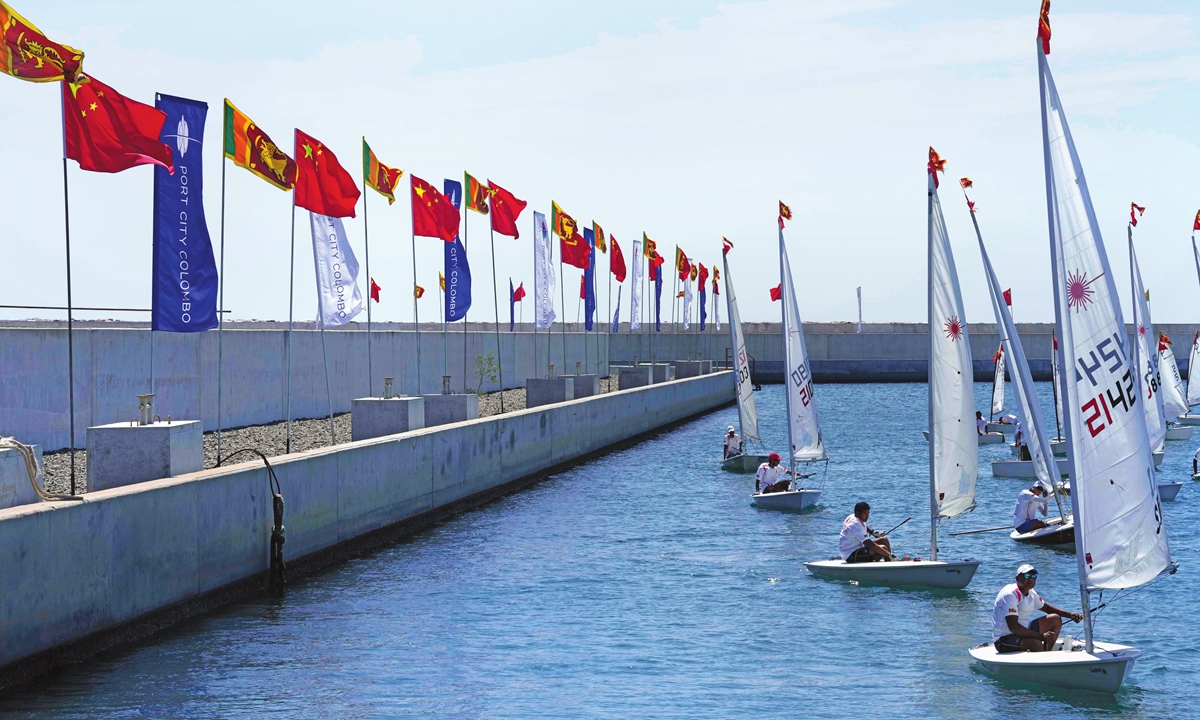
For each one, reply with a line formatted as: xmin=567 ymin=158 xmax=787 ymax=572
xmin=2 ymin=382 xmax=1196 ymax=719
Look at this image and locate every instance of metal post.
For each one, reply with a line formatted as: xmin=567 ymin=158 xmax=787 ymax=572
xmin=61 ymin=156 xmax=77 ymax=494
xmin=488 ymin=226 xmax=506 ymax=412
xmin=319 ymin=317 xmax=335 ymax=444
xmin=363 ymin=177 xmax=373 ymax=397
xmin=216 ymin=156 xmax=226 ymax=463
xmin=286 ymin=203 xmax=296 ymax=454
xmin=411 ymin=229 xmax=421 ymax=395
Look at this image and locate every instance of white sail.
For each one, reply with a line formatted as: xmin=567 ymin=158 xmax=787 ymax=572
xmin=927 ymin=163 xmax=977 ymax=521
xmin=1129 ymin=239 xmax=1166 ymax=451
xmin=1039 ymin=45 xmax=1170 ymax=591
xmin=779 ymin=226 xmax=825 ymax=463
xmin=991 ymin=345 xmax=1006 ymax=416
xmin=723 ymin=253 xmax=759 ymax=442
xmin=1188 ymin=331 xmax=1200 ymax=408
xmin=1052 ymin=335 xmax=1064 ymax=437
xmin=1159 ymin=337 xmax=1188 ymax=419
xmin=975 ymin=222 xmax=1060 ymax=493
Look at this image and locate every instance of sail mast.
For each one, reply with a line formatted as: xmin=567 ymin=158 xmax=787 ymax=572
xmin=926 ymin=161 xmax=939 ymax=562
xmin=779 ymin=225 xmax=795 ymax=481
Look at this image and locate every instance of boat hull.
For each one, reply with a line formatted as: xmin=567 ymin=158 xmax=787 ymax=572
xmin=1153 ymin=450 xmax=1164 ymax=468
xmin=924 ymin=430 xmax=1004 ymax=445
xmin=721 ymin=454 xmax=770 ymax=474
xmin=803 ymin=558 xmax=980 ymax=589
xmin=1166 ymin=425 xmax=1194 ymax=441
xmin=1158 ymin=481 xmax=1183 ymax=501
xmin=1011 ymin=440 xmax=1066 ymax=457
xmin=991 ymin=458 xmax=1070 ymax=478
xmin=751 ymin=489 xmax=821 ymax=512
xmin=969 ymin=640 xmax=1140 ymax=695
xmin=1011 ymin=517 xmax=1074 ymax=545
xmin=1177 ymin=414 xmax=1200 ymax=426
xmin=986 ymin=423 xmax=1016 ymax=435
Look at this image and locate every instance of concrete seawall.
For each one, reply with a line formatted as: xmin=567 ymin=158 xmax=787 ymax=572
xmin=0 ymin=371 xmax=733 ymax=687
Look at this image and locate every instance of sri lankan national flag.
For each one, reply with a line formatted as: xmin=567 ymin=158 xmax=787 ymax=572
xmin=551 ymin=201 xmax=577 ymax=241
xmin=1 ymin=2 xmax=84 ymax=82
xmin=223 ymin=99 xmax=295 ymax=191
xmin=593 ymin=222 xmax=606 ymax=253
xmin=643 ymin=232 xmax=656 ymax=258
xmin=363 ymin=138 xmax=402 ymax=204
xmin=465 ymin=172 xmax=490 ymax=215
xmin=675 ymin=246 xmax=689 ymax=274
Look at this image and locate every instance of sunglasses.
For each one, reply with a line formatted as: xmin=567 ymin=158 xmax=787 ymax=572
xmin=1020 ymin=571 xmax=1038 ymax=579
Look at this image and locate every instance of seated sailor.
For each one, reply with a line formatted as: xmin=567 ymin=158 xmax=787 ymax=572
xmin=839 ymin=501 xmax=909 ymax=563
xmin=1013 ymin=483 xmax=1050 ymax=534
xmin=755 ymin=452 xmax=789 ymax=494
xmin=723 ymin=426 xmax=743 ymax=459
xmin=991 ymin=564 xmax=1081 ymax=653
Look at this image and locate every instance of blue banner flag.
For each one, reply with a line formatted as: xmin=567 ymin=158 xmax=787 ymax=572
xmin=152 ymin=94 xmax=217 ymax=331
xmin=583 ymin=227 xmax=596 ymax=331
xmin=612 ymin=287 xmax=621 ymax=334
xmin=699 ymin=282 xmax=708 ymax=331
xmin=509 ymin=278 xmax=515 ymax=332
xmin=444 ymin=179 xmax=471 ymax=322
xmin=655 ymin=274 xmax=663 ymax=332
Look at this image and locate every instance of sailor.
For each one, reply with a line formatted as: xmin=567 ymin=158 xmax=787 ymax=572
xmin=839 ymin=501 xmax=899 ymax=563
xmin=1013 ymin=483 xmax=1050 ymax=534
xmin=975 ymin=411 xmax=987 ymax=436
xmin=755 ymin=452 xmax=789 ymax=494
xmin=1014 ymin=422 xmax=1031 ymax=461
xmin=1193 ymin=447 xmax=1200 ymax=476
xmin=991 ymin=564 xmax=1082 ymax=653
xmin=723 ymin=426 xmax=743 ymax=459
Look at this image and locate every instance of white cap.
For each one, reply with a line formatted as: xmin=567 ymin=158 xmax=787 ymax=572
xmin=727 ymin=425 xmax=735 ymax=433
xmin=1016 ymin=563 xmax=1036 ymax=576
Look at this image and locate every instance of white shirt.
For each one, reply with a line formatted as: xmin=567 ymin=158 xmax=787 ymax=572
xmin=724 ymin=434 xmax=742 ymax=456
xmin=839 ymin=514 xmax=870 ymax=559
xmin=976 ymin=417 xmax=987 ymax=435
xmin=1013 ymin=489 xmax=1048 ymax=528
xmin=992 ymin=583 xmax=1045 ymax=640
xmin=1014 ymin=423 xmax=1025 ymax=446
xmin=756 ymin=463 xmax=784 ymax=493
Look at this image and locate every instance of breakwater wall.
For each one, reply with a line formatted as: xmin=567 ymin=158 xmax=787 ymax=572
xmin=4 ymin=321 xmax=1196 ymax=451
xmin=0 ymin=371 xmax=733 ymax=687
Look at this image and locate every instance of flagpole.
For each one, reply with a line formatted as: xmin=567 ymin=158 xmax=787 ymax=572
xmin=286 ymin=202 xmax=296 ymax=454
xmin=216 ymin=155 xmax=226 ymax=464
xmin=462 ymin=209 xmax=468 ymax=393
xmin=560 ymin=257 xmax=567 ymax=375
xmin=319 ymin=316 xmax=335 ymax=443
xmin=488 ymin=226 xmax=506 ymax=412
xmin=60 ymin=139 xmax=77 ymax=493
xmin=411 ymin=226 xmax=421 ymax=395
xmin=607 ymin=257 xmax=612 ymax=376
xmin=363 ymin=175 xmax=373 ymax=397
xmin=442 ymin=277 xmax=448 ymax=380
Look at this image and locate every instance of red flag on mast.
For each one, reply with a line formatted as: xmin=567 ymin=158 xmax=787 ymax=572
xmin=411 ymin=175 xmax=460 ymax=242
xmin=62 ymin=74 xmax=173 ymax=174
xmin=1037 ymin=0 xmax=1052 ymax=54
xmin=294 ymin=129 xmax=360 ymax=218
xmin=370 ymin=278 xmax=381 ymax=303
xmin=488 ymin=181 xmax=527 ymax=238
xmin=610 ymin=235 xmax=627 ymax=282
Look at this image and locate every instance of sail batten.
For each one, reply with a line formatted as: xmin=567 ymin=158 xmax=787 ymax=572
xmin=1039 ymin=45 xmax=1171 ymax=593
xmin=779 ymin=227 xmax=826 ymax=464
xmin=722 ymin=255 xmax=759 ymax=443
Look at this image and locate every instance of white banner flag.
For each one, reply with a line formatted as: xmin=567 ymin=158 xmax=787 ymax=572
xmin=630 ymin=240 xmax=643 ymax=331
xmin=683 ymin=275 xmax=693 ymax=330
xmin=309 ymin=212 xmax=363 ymax=328
xmin=713 ymin=282 xmax=720 ymax=331
xmin=533 ymin=211 xmax=557 ymax=329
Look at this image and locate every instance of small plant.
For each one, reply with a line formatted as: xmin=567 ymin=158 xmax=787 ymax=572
xmin=475 ymin=351 xmax=499 ymax=394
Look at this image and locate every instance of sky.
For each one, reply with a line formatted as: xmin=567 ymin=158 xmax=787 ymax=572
xmin=3 ymin=0 xmax=1200 ymax=326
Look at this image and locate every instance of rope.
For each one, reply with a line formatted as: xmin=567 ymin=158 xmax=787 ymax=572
xmin=1090 ymin=561 xmax=1178 ymax=623
xmin=0 ymin=436 xmax=82 ymax=502
xmin=218 ymin=448 xmax=286 ymax=593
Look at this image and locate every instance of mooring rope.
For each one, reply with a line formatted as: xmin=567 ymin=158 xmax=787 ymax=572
xmin=0 ymin=436 xmax=83 ymax=502
xmin=218 ymin=448 xmax=286 ymax=593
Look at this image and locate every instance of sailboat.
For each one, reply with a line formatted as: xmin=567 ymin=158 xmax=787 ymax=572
xmin=1129 ymin=232 xmax=1169 ymax=469
xmin=1158 ymin=334 xmax=1193 ymax=441
xmin=806 ymin=148 xmax=981 ymax=590
xmin=720 ymin=250 xmax=769 ymax=473
xmin=1179 ymin=325 xmax=1200 ymax=425
xmin=752 ymin=220 xmax=826 ymax=512
xmin=962 ymin=184 xmax=1074 ymax=544
xmin=970 ymin=18 xmax=1176 ymax=694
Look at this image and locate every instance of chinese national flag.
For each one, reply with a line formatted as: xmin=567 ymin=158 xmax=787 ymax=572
xmin=512 ymin=282 xmax=526 ymax=302
xmin=770 ymin=284 xmax=782 ymax=302
xmin=648 ymin=251 xmax=665 ymax=281
xmin=579 ymin=275 xmax=586 ymax=300
xmin=411 ymin=175 xmax=460 ymax=242
xmin=295 ymin=129 xmax=360 ymax=218
xmin=489 ymin=181 xmax=527 ymax=238
xmin=370 ymin=278 xmax=381 ymax=303
xmin=697 ymin=263 xmax=708 ymax=289
xmin=609 ymin=235 xmax=627 ymax=282
xmin=1 ymin=2 xmax=83 ymax=82
xmin=1002 ymin=289 xmax=1012 ymax=306
xmin=62 ymin=74 xmax=172 ymax=174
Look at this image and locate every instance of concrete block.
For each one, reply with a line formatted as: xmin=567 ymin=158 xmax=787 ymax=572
xmin=526 ymin=377 xmax=574 ymax=408
xmin=675 ymin=360 xmax=712 ymax=378
xmin=644 ymin=363 xmax=669 ymax=383
xmin=569 ymin=374 xmax=599 ymax=398
xmin=351 ymin=397 xmax=425 ymax=441
xmin=618 ymin=366 xmax=653 ymax=390
xmin=421 ymin=393 xmax=479 ymax=426
xmin=0 ymin=446 xmax=41 ymax=509
xmin=86 ymin=420 xmax=203 ymax=491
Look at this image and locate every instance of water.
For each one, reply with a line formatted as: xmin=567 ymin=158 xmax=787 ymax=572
xmin=2 ymin=382 xmax=1196 ymax=718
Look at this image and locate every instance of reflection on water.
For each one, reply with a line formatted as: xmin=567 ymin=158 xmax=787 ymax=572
xmin=0 ymin=383 xmax=1195 ymax=718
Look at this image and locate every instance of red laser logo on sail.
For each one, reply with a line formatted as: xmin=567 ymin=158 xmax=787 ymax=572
xmin=943 ymin=316 xmax=963 ymax=341
xmin=1066 ymin=269 xmax=1103 ymax=313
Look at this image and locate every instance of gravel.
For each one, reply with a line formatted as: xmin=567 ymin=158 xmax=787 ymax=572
xmin=41 ymin=376 xmax=619 ymax=493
